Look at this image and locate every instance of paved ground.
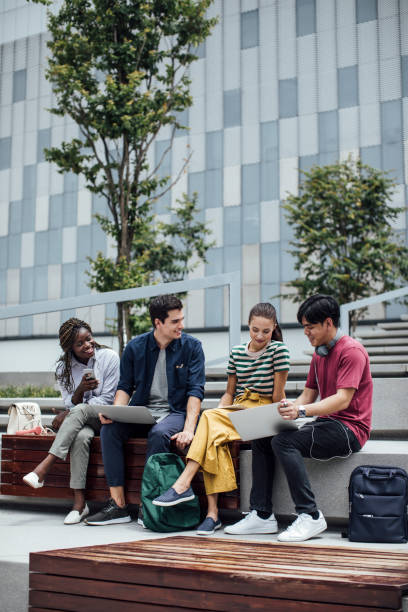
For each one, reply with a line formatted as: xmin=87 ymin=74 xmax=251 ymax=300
xmin=1 ymin=496 xmax=408 ymax=612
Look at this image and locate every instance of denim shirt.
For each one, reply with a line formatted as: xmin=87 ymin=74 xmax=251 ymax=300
xmin=117 ymin=331 xmax=205 ymax=413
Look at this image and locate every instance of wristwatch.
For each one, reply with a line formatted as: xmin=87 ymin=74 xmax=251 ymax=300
xmin=297 ymin=405 xmax=307 ymax=419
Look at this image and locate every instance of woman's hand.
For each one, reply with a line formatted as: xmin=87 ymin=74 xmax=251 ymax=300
xmin=52 ymin=409 xmax=69 ymax=431
xmin=278 ymin=399 xmax=298 ymax=420
xmin=71 ymin=374 xmax=99 ymax=405
xmin=78 ymin=373 xmax=99 ymax=393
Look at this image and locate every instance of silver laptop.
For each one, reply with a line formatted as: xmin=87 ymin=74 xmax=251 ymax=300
xmin=98 ymin=404 xmax=156 ymax=424
xmin=228 ymin=402 xmax=299 ymax=441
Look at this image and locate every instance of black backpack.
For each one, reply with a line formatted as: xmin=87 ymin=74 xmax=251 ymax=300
xmin=347 ymin=465 xmax=408 ymax=543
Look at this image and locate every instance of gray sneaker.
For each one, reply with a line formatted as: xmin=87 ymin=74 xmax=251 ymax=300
xmin=224 ymin=510 xmax=278 ymax=534
xmin=85 ymin=498 xmax=131 ymax=525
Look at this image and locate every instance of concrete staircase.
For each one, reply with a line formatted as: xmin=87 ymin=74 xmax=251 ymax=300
xmin=356 ymin=315 xmax=408 ymax=363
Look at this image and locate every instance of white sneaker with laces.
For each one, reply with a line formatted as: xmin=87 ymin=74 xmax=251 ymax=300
xmin=277 ymin=511 xmax=327 ymax=542
xmin=224 ymin=510 xmax=278 ymax=535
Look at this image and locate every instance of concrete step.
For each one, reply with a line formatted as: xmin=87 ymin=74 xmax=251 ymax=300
xmin=361 ymin=338 xmax=408 ymax=346
xmin=367 ymin=355 xmax=408 ymax=363
xmin=204 ymin=380 xmax=307 ymax=395
xmin=208 ymin=364 xmax=408 ymax=379
xmin=401 ymin=314 xmax=408 ymax=321
xmin=357 ymin=330 xmax=408 ymax=339
xmin=365 ymin=347 xmax=408 ymax=355
xmin=378 ymin=322 xmax=408 ymax=330
xmin=0 ymin=414 xmax=54 ymax=429
xmin=303 ymin=349 xmax=408 ymax=363
xmin=240 ymin=440 xmax=408 ymax=518
xmin=0 ymin=398 xmax=64 ymax=409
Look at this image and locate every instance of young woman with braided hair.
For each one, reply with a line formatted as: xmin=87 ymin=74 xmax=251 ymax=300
xmin=23 ymin=318 xmax=120 ymax=524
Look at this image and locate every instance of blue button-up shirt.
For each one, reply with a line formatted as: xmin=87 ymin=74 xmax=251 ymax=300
xmin=117 ymin=331 xmax=205 ymax=413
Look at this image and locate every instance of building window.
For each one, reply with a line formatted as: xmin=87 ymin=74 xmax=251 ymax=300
xmin=13 ymin=69 xmax=27 ymax=103
xmin=241 ymin=10 xmax=259 ymax=49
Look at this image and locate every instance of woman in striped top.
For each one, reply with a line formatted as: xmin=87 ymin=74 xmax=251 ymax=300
xmin=153 ymin=303 xmax=290 ymax=535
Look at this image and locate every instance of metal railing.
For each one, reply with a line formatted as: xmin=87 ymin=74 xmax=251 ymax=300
xmin=340 ymin=286 xmax=408 ymax=336
xmin=0 ymin=271 xmax=241 ymax=351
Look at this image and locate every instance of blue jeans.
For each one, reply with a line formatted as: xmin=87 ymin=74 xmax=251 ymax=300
xmin=250 ymin=418 xmax=361 ymax=515
xmin=100 ymin=412 xmax=187 ymax=487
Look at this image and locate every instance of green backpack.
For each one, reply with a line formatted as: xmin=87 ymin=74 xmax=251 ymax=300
xmin=141 ymin=452 xmax=200 ymax=532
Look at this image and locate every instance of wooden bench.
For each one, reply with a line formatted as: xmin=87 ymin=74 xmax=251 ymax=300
xmin=0 ymin=434 xmax=241 ymax=511
xmin=29 ymin=536 xmax=408 ymax=611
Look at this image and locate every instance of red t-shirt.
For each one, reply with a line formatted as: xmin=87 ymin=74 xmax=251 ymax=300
xmin=305 ymin=335 xmax=373 ymax=447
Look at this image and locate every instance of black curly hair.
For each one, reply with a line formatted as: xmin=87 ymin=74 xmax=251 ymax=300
xmin=55 ymin=318 xmax=102 ymax=393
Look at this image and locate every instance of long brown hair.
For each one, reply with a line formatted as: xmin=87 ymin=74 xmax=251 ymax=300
xmin=248 ymin=303 xmax=283 ymax=342
xmin=56 ymin=318 xmax=102 ymax=393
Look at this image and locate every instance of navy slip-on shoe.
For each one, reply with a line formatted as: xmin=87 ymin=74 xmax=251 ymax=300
xmin=152 ymin=486 xmax=195 ymax=507
xmin=196 ymin=517 xmax=222 ymax=536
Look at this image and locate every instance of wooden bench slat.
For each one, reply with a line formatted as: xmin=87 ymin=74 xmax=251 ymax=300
xmin=29 ymin=591 xmax=185 ymax=612
xmin=2 ymin=461 xmax=105 ymax=477
xmin=1 ymin=448 xmax=150 ymax=467
xmin=29 ymin=573 xmax=393 ymax=612
xmin=29 ymin=537 xmax=408 ymax=610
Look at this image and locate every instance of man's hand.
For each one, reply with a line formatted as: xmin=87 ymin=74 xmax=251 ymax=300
xmin=51 ymin=410 xmax=69 ymax=431
xmin=171 ymin=430 xmax=194 ymax=450
xmin=98 ymin=413 xmax=113 ymax=425
xmin=278 ymin=399 xmax=299 ymax=421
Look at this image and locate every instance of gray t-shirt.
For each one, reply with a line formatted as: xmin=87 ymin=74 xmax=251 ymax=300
xmin=148 ymin=348 xmax=171 ymax=422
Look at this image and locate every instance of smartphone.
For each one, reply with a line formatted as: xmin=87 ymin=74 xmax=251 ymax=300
xmin=83 ymin=368 xmax=95 ymax=380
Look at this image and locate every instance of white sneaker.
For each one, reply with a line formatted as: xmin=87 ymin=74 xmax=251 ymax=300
xmin=22 ymin=472 xmax=44 ymax=489
xmin=277 ymin=511 xmax=327 ymax=542
xmin=224 ymin=510 xmax=278 ymax=535
xmin=64 ymin=504 xmax=90 ymax=525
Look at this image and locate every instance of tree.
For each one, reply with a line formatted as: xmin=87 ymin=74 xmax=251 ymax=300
xmin=88 ymin=192 xmax=213 ymax=337
xmin=282 ymin=158 xmax=408 ymax=331
xmin=31 ymin=0 xmax=216 ymax=353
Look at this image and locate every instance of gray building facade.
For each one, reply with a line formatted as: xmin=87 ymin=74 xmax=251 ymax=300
xmin=0 ymin=0 xmax=407 ymax=339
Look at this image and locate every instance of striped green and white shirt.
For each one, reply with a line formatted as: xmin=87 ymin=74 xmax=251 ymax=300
xmin=227 ymin=341 xmax=290 ymax=397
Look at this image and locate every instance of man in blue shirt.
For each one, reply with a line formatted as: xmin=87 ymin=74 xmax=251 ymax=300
xmin=86 ymin=295 xmax=205 ymax=525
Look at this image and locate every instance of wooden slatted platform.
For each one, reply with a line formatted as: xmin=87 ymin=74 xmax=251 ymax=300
xmin=0 ymin=435 xmax=240 ymax=510
xmin=29 ymin=536 xmax=408 ymax=611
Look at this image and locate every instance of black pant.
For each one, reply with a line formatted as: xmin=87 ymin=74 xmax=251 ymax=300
xmin=250 ymin=418 xmax=361 ymax=515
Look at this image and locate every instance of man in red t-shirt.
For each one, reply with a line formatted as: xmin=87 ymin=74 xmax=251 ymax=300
xmin=225 ymin=294 xmax=373 ymax=542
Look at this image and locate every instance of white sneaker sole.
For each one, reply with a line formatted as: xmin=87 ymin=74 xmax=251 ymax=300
xmin=85 ymin=516 xmax=132 ymax=526
xmin=152 ymin=493 xmax=195 ymax=507
xmin=224 ymin=523 xmax=278 ymax=535
xmin=277 ymin=524 xmax=326 ymax=542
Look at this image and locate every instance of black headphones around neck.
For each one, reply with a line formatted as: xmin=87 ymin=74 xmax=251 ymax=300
xmin=315 ymin=328 xmax=344 ymax=357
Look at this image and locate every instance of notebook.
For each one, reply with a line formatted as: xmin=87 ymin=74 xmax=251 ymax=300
xmin=98 ymin=404 xmax=156 ymax=425
xmin=227 ymin=402 xmax=299 ymax=441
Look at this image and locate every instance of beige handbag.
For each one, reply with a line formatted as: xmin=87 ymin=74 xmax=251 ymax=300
xmin=7 ymin=402 xmax=42 ymax=434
